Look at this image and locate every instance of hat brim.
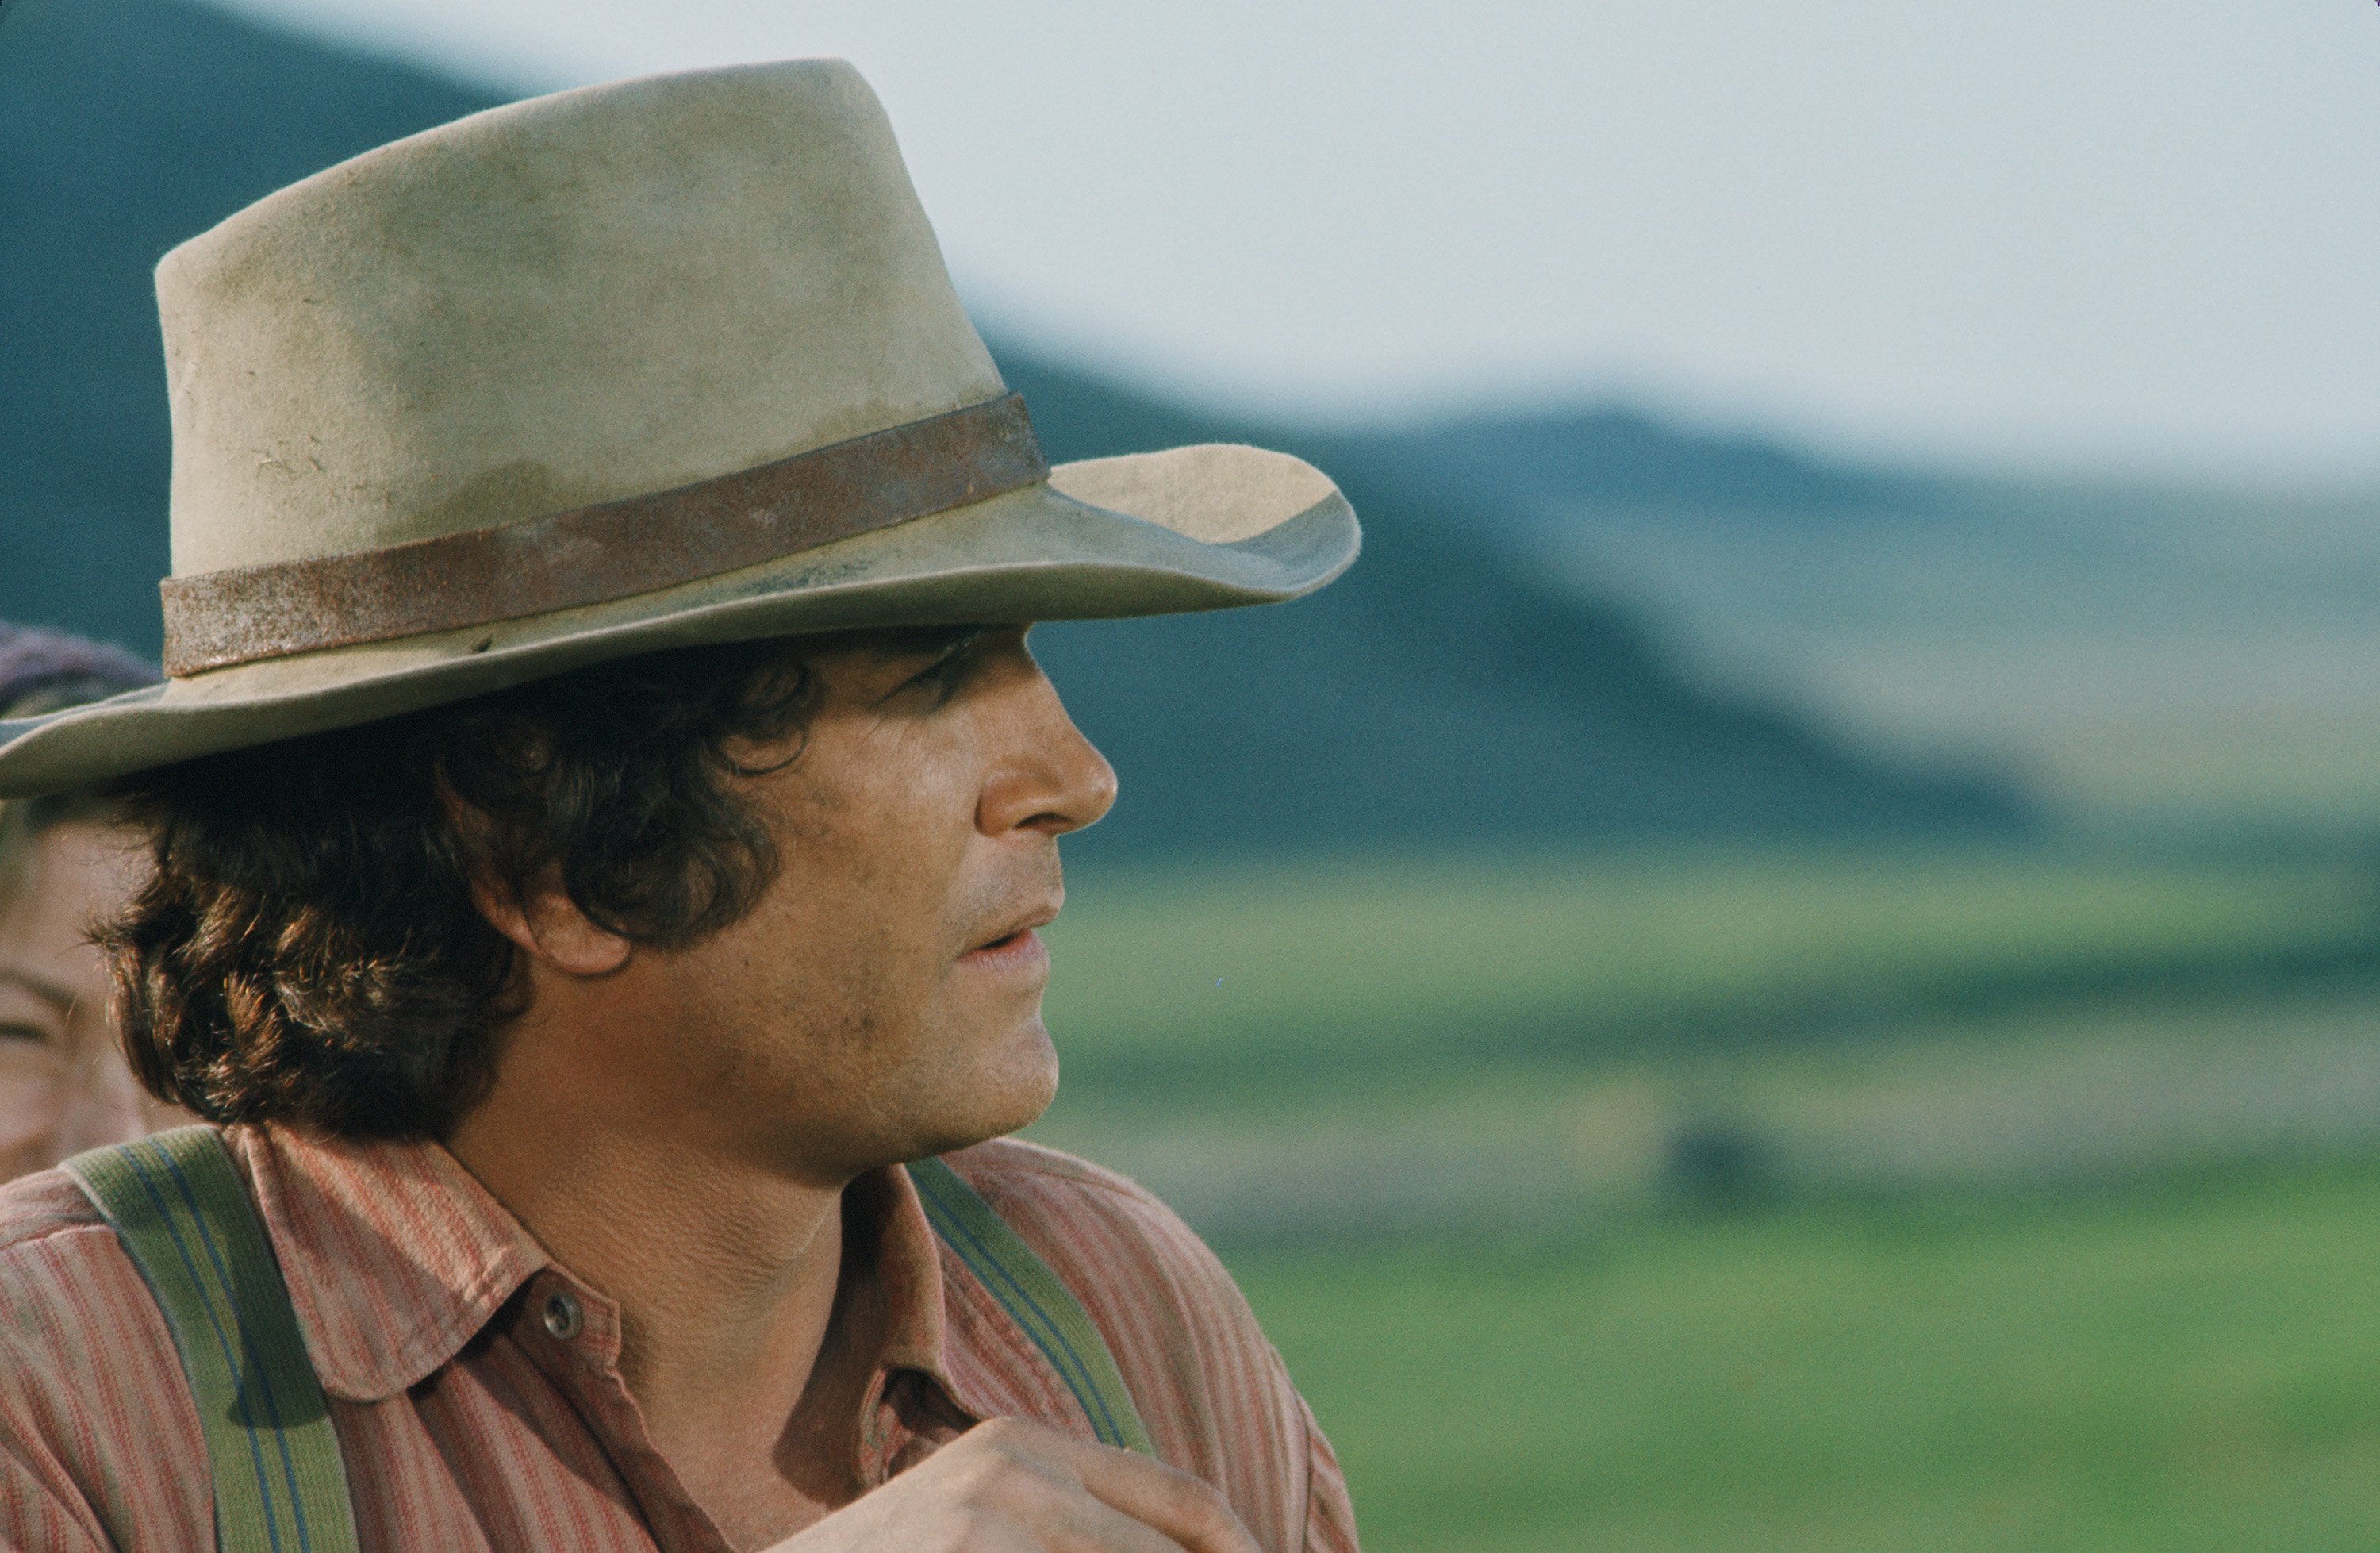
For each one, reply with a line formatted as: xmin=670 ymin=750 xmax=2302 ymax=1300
xmin=0 ymin=443 xmax=1357 ymax=798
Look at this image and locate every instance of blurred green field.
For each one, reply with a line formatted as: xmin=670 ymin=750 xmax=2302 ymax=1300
xmin=1030 ymin=844 xmax=2380 ymax=1227
xmin=1041 ymin=845 xmax=2380 ymax=1094
xmin=1234 ymin=1166 xmax=2380 ymax=1552
xmin=1035 ymin=844 xmax=2380 ymax=1548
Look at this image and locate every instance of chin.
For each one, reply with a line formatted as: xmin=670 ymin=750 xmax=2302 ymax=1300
xmin=918 ymin=1016 xmax=1060 ymax=1157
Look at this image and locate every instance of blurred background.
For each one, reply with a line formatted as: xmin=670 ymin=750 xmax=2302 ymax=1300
xmin=8 ymin=2 xmax=2380 ymax=1546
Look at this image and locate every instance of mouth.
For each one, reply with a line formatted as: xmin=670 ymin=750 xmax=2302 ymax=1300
xmin=961 ymin=901 xmax=1060 ymax=967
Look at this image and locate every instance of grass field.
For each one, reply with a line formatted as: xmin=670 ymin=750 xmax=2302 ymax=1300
xmin=1027 ymin=844 xmax=2380 ymax=1547
xmin=1233 ymin=1167 xmax=2380 ymax=1552
xmin=1028 ymin=845 xmax=2380 ymax=1232
xmin=1039 ymin=846 xmax=2380 ymax=1095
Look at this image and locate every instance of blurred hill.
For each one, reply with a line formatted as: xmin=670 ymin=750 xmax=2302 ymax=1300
xmin=1420 ymin=425 xmax=2380 ymax=835
xmin=1374 ymin=405 xmax=1917 ymax=515
xmin=0 ymin=0 xmax=2027 ymax=855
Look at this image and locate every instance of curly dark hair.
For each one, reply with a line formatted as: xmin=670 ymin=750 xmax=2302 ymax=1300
xmin=100 ymin=637 xmax=819 ymax=1140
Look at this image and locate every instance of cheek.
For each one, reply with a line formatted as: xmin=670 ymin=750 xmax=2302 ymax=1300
xmin=0 ymin=1062 xmax=63 ymax=1155
xmin=689 ymin=830 xmax=965 ymax=1064
xmin=718 ymin=717 xmax=1000 ymax=1073
xmin=768 ymin=759 xmax=981 ymax=955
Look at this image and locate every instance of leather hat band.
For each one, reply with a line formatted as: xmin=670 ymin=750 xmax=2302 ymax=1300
xmin=159 ymin=394 xmax=1050 ymax=676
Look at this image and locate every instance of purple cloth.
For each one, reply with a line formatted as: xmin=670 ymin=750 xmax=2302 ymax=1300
xmin=0 ymin=625 xmax=159 ymax=718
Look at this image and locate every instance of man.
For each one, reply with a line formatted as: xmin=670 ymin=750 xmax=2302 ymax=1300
xmin=0 ymin=60 xmax=1360 ymax=1553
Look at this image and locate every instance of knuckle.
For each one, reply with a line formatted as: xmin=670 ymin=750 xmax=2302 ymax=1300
xmin=1165 ymin=1475 xmax=1245 ymax=1542
xmin=946 ymin=1508 xmax=1032 ymax=1553
xmin=946 ymin=1450 xmax=1015 ymax=1500
xmin=966 ymin=1416 xmax=1038 ymax=1458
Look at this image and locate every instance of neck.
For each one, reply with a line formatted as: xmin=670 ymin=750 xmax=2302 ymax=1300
xmin=446 ymin=1004 xmax=865 ymax=1540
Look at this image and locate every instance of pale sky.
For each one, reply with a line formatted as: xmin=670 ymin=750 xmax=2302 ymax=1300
xmin=214 ymin=0 xmax=2380 ymax=480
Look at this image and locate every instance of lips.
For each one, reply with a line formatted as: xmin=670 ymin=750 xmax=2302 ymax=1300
xmin=969 ymin=902 xmax=1058 ymax=955
xmin=964 ymin=898 xmax=1060 ymax=960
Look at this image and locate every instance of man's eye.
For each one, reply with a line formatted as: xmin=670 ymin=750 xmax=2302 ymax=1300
xmin=0 ymin=1023 xmax=51 ymax=1045
xmin=904 ymin=645 xmax=979 ymax=701
xmin=877 ymin=626 xmax=992 ymax=705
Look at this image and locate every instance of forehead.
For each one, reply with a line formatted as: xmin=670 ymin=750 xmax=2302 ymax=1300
xmin=0 ymin=823 xmax=141 ymax=948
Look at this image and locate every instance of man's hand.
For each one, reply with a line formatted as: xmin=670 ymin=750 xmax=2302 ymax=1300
xmin=765 ymin=1417 xmax=1261 ymax=1553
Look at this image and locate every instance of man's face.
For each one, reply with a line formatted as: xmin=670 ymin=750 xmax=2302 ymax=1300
xmin=606 ymin=625 xmax=1115 ymax=1178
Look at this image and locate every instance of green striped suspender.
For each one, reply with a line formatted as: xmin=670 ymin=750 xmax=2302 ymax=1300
xmin=60 ymin=1132 xmax=1151 ymax=1551
xmin=906 ymin=1156 xmax=1153 ymax=1456
xmin=61 ymin=1126 xmax=359 ymax=1553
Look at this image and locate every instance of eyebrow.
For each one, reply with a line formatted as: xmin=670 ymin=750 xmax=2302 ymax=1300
xmin=0 ymin=967 xmax=78 ymax=1016
xmin=874 ymin=623 xmax=992 ymax=660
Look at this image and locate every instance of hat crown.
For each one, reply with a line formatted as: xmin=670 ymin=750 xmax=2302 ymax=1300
xmin=157 ymin=60 xmax=1004 ymax=576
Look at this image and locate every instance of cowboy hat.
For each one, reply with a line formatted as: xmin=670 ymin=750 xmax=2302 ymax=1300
xmin=0 ymin=59 xmax=1357 ymax=800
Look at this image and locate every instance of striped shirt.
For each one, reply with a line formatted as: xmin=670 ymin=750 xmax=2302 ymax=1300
xmin=0 ymin=1126 xmax=1358 ymax=1551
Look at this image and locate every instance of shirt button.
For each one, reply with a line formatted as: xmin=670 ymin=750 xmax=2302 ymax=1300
xmin=542 ymin=1290 xmax=583 ymax=1341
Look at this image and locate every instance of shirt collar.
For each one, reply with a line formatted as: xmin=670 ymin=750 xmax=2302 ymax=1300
xmin=236 ymin=1124 xmax=547 ymax=1401
xmin=234 ymin=1124 xmax=962 ymax=1407
xmin=858 ymin=1160 xmax=956 ymax=1385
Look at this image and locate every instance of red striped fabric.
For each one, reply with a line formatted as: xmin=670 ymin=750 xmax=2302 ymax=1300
xmin=0 ymin=1127 xmax=1358 ymax=1552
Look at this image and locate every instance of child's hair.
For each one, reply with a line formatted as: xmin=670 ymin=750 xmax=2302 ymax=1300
xmin=0 ymin=625 xmax=159 ymax=905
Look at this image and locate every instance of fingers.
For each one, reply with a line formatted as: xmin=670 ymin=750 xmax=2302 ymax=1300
xmin=969 ymin=1420 xmax=1259 ymax=1553
xmin=1032 ymin=1490 xmax=1199 ymax=1553
xmin=758 ymin=1417 xmax=1259 ymax=1553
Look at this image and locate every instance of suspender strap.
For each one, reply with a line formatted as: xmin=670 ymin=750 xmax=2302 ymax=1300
xmin=62 ymin=1127 xmax=360 ymax=1553
xmin=59 ymin=1128 xmax=1147 ymax=1550
xmin=908 ymin=1155 xmax=1154 ymax=1457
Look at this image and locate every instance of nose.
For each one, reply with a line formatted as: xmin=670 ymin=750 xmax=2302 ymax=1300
xmin=977 ymin=648 xmax=1118 ymax=840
